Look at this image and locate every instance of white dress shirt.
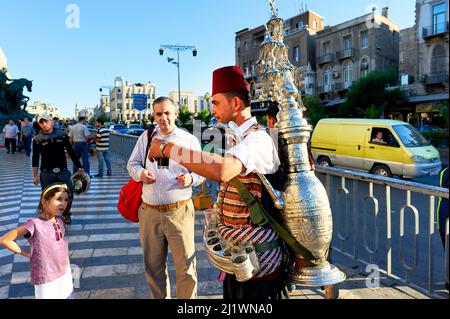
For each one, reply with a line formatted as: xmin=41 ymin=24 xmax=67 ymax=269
xmin=3 ymin=124 xmax=19 ymax=138
xmin=225 ymin=117 xmax=280 ymax=176
xmin=127 ymin=127 xmax=205 ymax=205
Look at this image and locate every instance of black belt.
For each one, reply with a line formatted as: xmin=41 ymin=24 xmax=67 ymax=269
xmin=41 ymin=167 xmax=67 ymax=173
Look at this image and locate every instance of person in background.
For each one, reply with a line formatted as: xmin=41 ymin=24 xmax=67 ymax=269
xmin=21 ymin=117 xmax=35 ymax=157
xmin=2 ymin=119 xmax=19 ymax=154
xmin=69 ymin=117 xmax=92 ymax=176
xmin=372 ymin=131 xmax=387 ymax=144
xmin=33 ymin=113 xmax=84 ymax=224
xmin=94 ymin=118 xmax=112 ymax=177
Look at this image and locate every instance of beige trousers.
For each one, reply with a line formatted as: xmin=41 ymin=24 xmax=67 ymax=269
xmin=138 ymin=199 xmax=197 ymax=299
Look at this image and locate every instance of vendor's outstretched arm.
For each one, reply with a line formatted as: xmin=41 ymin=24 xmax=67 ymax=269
xmin=149 ymin=139 xmax=243 ymax=183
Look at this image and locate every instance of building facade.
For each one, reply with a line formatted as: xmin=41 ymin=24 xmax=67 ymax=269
xmin=315 ymin=8 xmax=400 ymax=106
xmin=27 ymin=101 xmax=61 ymax=119
xmin=75 ymin=105 xmax=95 ymax=121
xmin=395 ymin=0 xmax=448 ymax=125
xmin=109 ymin=76 xmax=156 ymax=123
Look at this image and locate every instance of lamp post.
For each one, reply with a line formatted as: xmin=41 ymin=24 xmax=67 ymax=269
xmin=159 ymin=44 xmax=197 ymax=107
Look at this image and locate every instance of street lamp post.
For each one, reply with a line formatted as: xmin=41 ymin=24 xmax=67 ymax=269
xmin=159 ymin=44 xmax=197 ymax=107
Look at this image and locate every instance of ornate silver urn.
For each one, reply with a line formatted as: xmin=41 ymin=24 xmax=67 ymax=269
xmin=257 ymin=0 xmax=346 ymax=286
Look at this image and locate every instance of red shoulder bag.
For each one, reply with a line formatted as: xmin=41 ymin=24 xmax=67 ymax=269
xmin=117 ymin=129 xmax=152 ymax=222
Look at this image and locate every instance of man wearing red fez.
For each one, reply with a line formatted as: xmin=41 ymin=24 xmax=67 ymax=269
xmin=148 ymin=66 xmax=288 ymax=299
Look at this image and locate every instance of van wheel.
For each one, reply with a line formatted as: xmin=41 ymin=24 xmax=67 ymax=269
xmin=318 ymin=156 xmax=332 ymax=167
xmin=371 ymin=165 xmax=392 ymax=177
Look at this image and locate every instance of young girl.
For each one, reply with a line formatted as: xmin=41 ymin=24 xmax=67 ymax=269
xmin=0 ymin=183 xmax=74 ymax=299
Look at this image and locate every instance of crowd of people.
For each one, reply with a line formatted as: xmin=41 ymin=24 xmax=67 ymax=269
xmin=0 ymin=65 xmax=448 ymax=299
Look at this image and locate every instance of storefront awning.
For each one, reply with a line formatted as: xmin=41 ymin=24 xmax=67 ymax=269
xmin=407 ymin=93 xmax=449 ymax=103
xmin=323 ymin=98 xmax=347 ymax=107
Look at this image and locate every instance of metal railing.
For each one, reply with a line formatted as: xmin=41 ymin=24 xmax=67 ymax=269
xmin=318 ymin=53 xmax=334 ymax=65
xmin=108 ymin=132 xmax=139 ymax=163
xmin=336 ymin=48 xmax=356 ymax=60
xmin=423 ymin=21 xmax=449 ymax=38
xmin=106 ymin=133 xmax=449 ymax=297
xmin=315 ymin=166 xmax=449 ymax=298
xmin=425 ymin=72 xmax=449 ymax=85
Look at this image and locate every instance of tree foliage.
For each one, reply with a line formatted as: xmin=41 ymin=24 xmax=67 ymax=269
xmin=303 ymin=94 xmax=328 ymax=127
xmin=194 ymin=108 xmax=212 ymax=126
xmin=178 ymin=105 xmax=193 ymax=126
xmin=339 ymin=69 xmax=406 ymax=118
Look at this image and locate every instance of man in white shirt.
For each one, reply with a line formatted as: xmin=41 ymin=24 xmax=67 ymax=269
xmin=69 ymin=117 xmax=92 ymax=175
xmin=127 ymin=96 xmax=204 ymax=299
xmin=2 ymin=119 xmax=19 ymax=154
xmin=148 ymin=66 xmax=287 ymax=299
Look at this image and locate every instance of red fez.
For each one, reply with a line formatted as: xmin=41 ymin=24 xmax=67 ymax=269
xmin=212 ymin=66 xmax=250 ymax=96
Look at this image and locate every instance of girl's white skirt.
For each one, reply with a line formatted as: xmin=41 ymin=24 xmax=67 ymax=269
xmin=34 ymin=265 xmax=74 ymax=299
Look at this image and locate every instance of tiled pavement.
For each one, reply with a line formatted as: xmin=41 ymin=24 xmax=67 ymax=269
xmin=0 ymin=147 xmax=437 ymax=299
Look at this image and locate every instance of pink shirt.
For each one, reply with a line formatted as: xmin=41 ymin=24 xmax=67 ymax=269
xmin=22 ymin=216 xmax=70 ymax=285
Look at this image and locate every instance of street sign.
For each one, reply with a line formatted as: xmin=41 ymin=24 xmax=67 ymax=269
xmin=132 ymin=94 xmax=148 ymax=111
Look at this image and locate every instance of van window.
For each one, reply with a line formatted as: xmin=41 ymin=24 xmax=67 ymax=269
xmin=393 ymin=125 xmax=430 ymax=147
xmin=370 ymin=127 xmax=399 ymax=147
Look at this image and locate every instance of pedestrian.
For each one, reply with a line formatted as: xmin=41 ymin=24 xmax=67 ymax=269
xmin=148 ymin=66 xmax=288 ymax=299
xmin=94 ymin=118 xmax=112 ymax=177
xmin=2 ymin=119 xmax=19 ymax=154
xmin=0 ymin=183 xmax=75 ymax=299
xmin=53 ymin=117 xmax=60 ymax=130
xmin=17 ymin=119 xmax=23 ymax=152
xmin=21 ymin=116 xmax=35 ymax=157
xmin=437 ymin=166 xmax=449 ymax=290
xmin=127 ymin=96 xmax=205 ymax=299
xmin=33 ymin=113 xmax=84 ymax=224
xmin=69 ymin=116 xmax=91 ymax=176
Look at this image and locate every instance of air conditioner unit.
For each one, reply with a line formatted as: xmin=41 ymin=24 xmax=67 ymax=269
xmin=333 ymin=72 xmax=340 ymax=79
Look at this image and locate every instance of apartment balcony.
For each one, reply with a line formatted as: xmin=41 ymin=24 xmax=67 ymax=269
xmin=336 ymin=48 xmax=356 ymax=60
xmin=335 ymin=81 xmax=356 ymax=91
xmin=424 ymin=72 xmax=449 ymax=85
xmin=317 ymin=84 xmax=334 ymax=94
xmin=318 ymin=53 xmax=334 ymax=65
xmin=422 ymin=21 xmax=449 ymax=39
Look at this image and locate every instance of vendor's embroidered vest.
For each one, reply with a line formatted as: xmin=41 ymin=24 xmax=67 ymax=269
xmin=217 ymin=124 xmax=282 ymax=279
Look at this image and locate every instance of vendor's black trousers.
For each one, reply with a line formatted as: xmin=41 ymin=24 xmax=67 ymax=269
xmin=223 ymin=273 xmax=289 ymax=299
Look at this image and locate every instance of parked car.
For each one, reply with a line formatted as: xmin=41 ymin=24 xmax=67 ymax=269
xmin=110 ymin=124 xmax=129 ymax=135
xmin=311 ymin=118 xmax=442 ymax=178
xmin=104 ymin=122 xmax=116 ymax=130
xmin=128 ymin=124 xmax=146 ymax=136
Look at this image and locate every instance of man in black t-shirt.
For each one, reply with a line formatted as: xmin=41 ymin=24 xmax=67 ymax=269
xmin=32 ymin=113 xmax=84 ymax=224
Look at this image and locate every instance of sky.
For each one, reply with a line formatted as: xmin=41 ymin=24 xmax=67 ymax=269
xmin=0 ymin=0 xmax=416 ymax=118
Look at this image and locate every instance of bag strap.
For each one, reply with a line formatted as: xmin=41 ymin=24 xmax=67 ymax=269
xmin=144 ymin=129 xmax=155 ymax=169
xmin=230 ymin=177 xmax=316 ymax=262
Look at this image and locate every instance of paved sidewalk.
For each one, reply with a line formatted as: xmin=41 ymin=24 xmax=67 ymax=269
xmin=0 ymin=149 xmax=440 ymax=299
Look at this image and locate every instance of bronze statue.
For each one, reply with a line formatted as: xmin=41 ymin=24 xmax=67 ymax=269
xmin=0 ymin=69 xmax=33 ymax=115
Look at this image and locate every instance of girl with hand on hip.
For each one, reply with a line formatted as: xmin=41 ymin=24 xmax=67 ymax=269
xmin=0 ymin=183 xmax=75 ymax=299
